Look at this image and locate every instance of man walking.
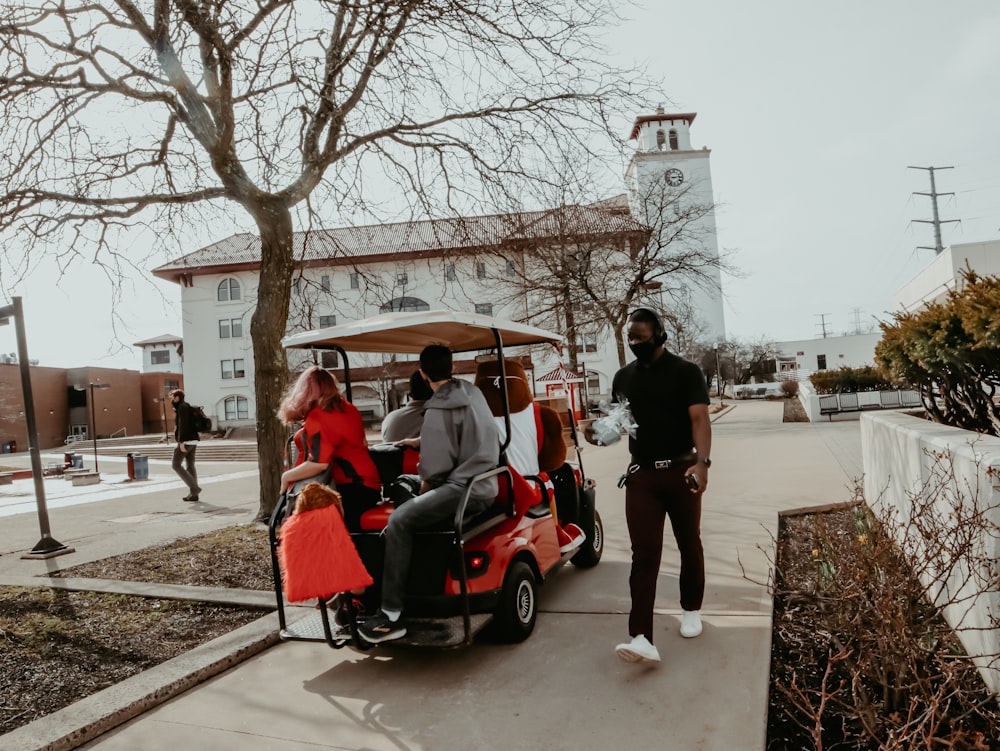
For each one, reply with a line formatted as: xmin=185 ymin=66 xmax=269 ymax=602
xmin=612 ymin=308 xmax=712 ymax=664
xmin=358 ymin=345 xmax=499 ymax=643
xmin=170 ymin=389 xmax=202 ymax=502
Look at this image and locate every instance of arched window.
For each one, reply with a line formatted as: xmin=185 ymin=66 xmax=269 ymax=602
xmin=655 ymin=129 xmax=666 ymax=150
xmin=379 ymin=296 xmax=430 ymax=313
xmin=218 ymin=278 xmax=241 ymax=302
xmin=668 ymin=129 xmax=679 ymax=150
xmin=351 ymin=385 xmax=379 ymax=400
xmin=224 ymin=395 xmax=249 ymax=420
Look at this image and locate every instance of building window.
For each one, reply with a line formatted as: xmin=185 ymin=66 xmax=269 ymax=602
xmin=587 ymin=373 xmax=601 ymax=394
xmin=379 ymin=296 xmax=430 ymax=313
xmin=321 ymin=351 xmax=339 ymax=369
xmin=224 ymin=395 xmax=249 ymax=420
xmin=444 ymin=263 xmax=457 ymax=282
xmin=669 ymin=129 xmax=679 ymax=150
xmin=817 ymin=354 xmax=827 ymax=370
xmin=350 ymin=272 xmax=360 ymax=289
xmin=150 ymin=350 xmax=170 ymax=365
xmin=576 ymin=334 xmax=598 ymax=353
xmin=217 ymin=278 xmax=240 ymax=301
xmin=221 ymin=358 xmax=246 ymax=379
xmin=476 ymin=262 xmax=487 ymax=279
xmin=319 ymin=315 xmax=337 ymax=328
xmin=656 ymin=129 xmax=666 ymax=150
xmin=396 ymin=271 xmax=408 ymax=286
xmin=321 ymin=275 xmax=331 ymax=292
xmin=219 ymin=318 xmax=243 ymax=338
xmin=506 ymin=260 xmax=517 ymax=278
xmin=475 ymin=303 xmax=493 ymax=316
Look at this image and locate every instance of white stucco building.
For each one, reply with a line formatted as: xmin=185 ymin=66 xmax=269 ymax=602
xmin=132 ymin=334 xmax=184 ymax=374
xmin=151 ymin=108 xmax=729 ymax=430
xmin=152 ymin=206 xmax=651 ymax=428
xmin=892 ymin=239 xmax=1000 ymax=313
xmin=776 ymin=332 xmax=884 ymax=376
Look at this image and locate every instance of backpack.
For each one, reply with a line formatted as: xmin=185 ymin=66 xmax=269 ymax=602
xmin=191 ymin=405 xmax=212 ymax=433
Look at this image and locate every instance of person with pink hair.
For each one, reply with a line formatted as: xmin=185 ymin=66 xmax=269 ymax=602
xmin=278 ymin=366 xmax=381 ymax=530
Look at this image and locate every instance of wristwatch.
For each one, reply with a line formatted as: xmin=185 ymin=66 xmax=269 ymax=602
xmin=700 ymin=457 xmax=712 ymax=467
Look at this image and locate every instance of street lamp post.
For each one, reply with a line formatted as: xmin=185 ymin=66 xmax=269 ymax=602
xmin=2 ymin=296 xmax=74 ymax=559
xmin=714 ymin=344 xmax=724 ymax=404
xmin=76 ymin=383 xmax=111 ymax=473
xmin=153 ymin=396 xmax=169 ymax=441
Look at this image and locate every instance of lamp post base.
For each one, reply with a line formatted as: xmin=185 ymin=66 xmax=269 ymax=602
xmin=21 ymin=535 xmax=75 ymax=560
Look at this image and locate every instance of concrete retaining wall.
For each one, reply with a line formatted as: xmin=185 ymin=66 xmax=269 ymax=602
xmin=861 ymin=411 xmax=1000 ymax=696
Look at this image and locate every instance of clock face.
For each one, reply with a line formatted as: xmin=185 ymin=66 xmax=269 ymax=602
xmin=665 ymin=168 xmax=684 ymax=186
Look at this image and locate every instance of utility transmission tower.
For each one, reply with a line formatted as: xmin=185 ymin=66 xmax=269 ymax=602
xmin=908 ymin=165 xmax=959 ymax=254
xmin=849 ymin=307 xmax=863 ymax=335
xmin=816 ymin=313 xmax=831 ymax=339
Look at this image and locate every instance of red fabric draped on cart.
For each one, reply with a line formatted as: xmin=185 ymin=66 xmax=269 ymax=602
xmin=278 ymin=504 xmax=373 ymax=602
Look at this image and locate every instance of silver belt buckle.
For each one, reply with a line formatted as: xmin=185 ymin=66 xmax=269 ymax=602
xmin=654 ymin=459 xmax=670 ymax=470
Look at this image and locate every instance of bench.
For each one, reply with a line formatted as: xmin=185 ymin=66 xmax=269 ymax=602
xmin=879 ymin=391 xmax=901 ymax=408
xmin=820 ymin=390 xmax=924 ymax=420
xmin=819 ymin=392 xmax=861 ymax=420
xmin=65 ymin=469 xmax=100 ymax=486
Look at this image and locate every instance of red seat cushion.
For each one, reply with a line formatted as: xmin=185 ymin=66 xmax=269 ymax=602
xmin=359 ymin=502 xmax=395 ymax=531
xmin=496 ymin=466 xmax=542 ymax=516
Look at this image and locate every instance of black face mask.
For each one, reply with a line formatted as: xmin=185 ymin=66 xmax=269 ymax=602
xmin=628 ymin=340 xmax=658 ymax=363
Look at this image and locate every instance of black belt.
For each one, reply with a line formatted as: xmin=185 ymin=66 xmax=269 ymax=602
xmin=635 ymin=451 xmax=697 ymax=470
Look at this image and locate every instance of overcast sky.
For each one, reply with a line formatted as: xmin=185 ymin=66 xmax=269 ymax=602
xmin=3 ymin=0 xmax=999 ymax=369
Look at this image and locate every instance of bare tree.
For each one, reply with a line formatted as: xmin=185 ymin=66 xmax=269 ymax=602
xmin=490 ymin=174 xmax=733 ymax=367
xmin=581 ymin=178 xmax=733 ymax=367
xmin=0 ymin=0 xmax=644 ymax=518
xmin=484 ymin=203 xmax=650 ymax=370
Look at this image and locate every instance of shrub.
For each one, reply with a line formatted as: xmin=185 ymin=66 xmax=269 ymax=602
xmin=809 ymin=365 xmax=892 ymax=394
xmin=876 ymin=268 xmax=1000 ymax=436
xmin=779 ymin=380 xmax=799 ymax=398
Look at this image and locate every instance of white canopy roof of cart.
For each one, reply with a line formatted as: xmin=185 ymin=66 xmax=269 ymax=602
xmin=282 ymin=310 xmax=564 ymax=355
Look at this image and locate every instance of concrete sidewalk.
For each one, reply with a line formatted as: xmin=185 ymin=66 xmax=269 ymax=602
xmin=1 ymin=403 xmax=865 ymax=751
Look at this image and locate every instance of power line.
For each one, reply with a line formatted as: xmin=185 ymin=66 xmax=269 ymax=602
xmin=908 ymin=165 xmax=960 ymax=254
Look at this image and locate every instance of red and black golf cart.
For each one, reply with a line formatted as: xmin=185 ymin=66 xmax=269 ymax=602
xmin=268 ymin=310 xmax=602 ymax=649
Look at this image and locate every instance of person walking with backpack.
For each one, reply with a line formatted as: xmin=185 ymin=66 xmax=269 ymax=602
xmin=170 ymin=389 xmax=202 ymax=502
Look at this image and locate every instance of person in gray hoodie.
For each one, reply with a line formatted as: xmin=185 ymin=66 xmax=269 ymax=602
xmin=359 ymin=344 xmax=500 ymax=644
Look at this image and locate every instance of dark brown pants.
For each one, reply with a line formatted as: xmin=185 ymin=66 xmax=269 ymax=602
xmin=625 ymin=466 xmax=704 ymax=642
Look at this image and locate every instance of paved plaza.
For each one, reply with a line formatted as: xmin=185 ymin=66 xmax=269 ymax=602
xmin=1 ymin=400 xmax=864 ymax=751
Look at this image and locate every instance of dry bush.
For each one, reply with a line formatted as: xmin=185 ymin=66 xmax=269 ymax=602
xmin=768 ymin=462 xmax=1000 ymax=750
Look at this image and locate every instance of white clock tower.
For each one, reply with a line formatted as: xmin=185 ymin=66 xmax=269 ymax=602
xmin=625 ymin=107 xmax=726 ymax=345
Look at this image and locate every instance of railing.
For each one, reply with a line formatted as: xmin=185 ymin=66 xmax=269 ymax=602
xmin=110 ymin=427 xmax=127 ymax=438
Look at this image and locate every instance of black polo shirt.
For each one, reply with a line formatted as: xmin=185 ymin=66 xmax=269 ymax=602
xmin=612 ymin=350 xmax=709 ymax=465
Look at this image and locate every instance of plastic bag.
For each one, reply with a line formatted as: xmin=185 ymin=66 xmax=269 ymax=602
xmin=588 ymin=399 xmax=637 ymax=446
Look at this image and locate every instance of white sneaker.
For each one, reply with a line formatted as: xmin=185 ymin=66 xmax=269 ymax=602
xmin=680 ymin=610 xmax=702 ymax=638
xmin=615 ymin=635 xmax=661 ymax=663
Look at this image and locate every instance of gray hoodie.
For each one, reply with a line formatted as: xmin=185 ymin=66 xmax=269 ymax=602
xmin=419 ymin=379 xmax=499 ymax=501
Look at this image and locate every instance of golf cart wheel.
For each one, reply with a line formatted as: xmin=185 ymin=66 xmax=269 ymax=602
xmin=571 ymin=510 xmax=604 ymax=568
xmin=493 ymin=561 xmax=537 ymax=643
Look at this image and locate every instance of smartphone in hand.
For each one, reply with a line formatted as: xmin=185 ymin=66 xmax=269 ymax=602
xmin=685 ymin=474 xmax=700 ymax=491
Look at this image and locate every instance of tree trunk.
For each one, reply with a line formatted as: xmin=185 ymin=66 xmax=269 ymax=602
xmin=614 ymin=329 xmax=627 ymax=368
xmin=249 ymin=198 xmax=295 ymax=521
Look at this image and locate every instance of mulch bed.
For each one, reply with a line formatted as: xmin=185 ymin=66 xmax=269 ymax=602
xmin=768 ymin=505 xmax=999 ymax=750
xmin=0 ymin=588 xmax=267 ymax=735
xmin=1 ymin=525 xmax=274 ymax=736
